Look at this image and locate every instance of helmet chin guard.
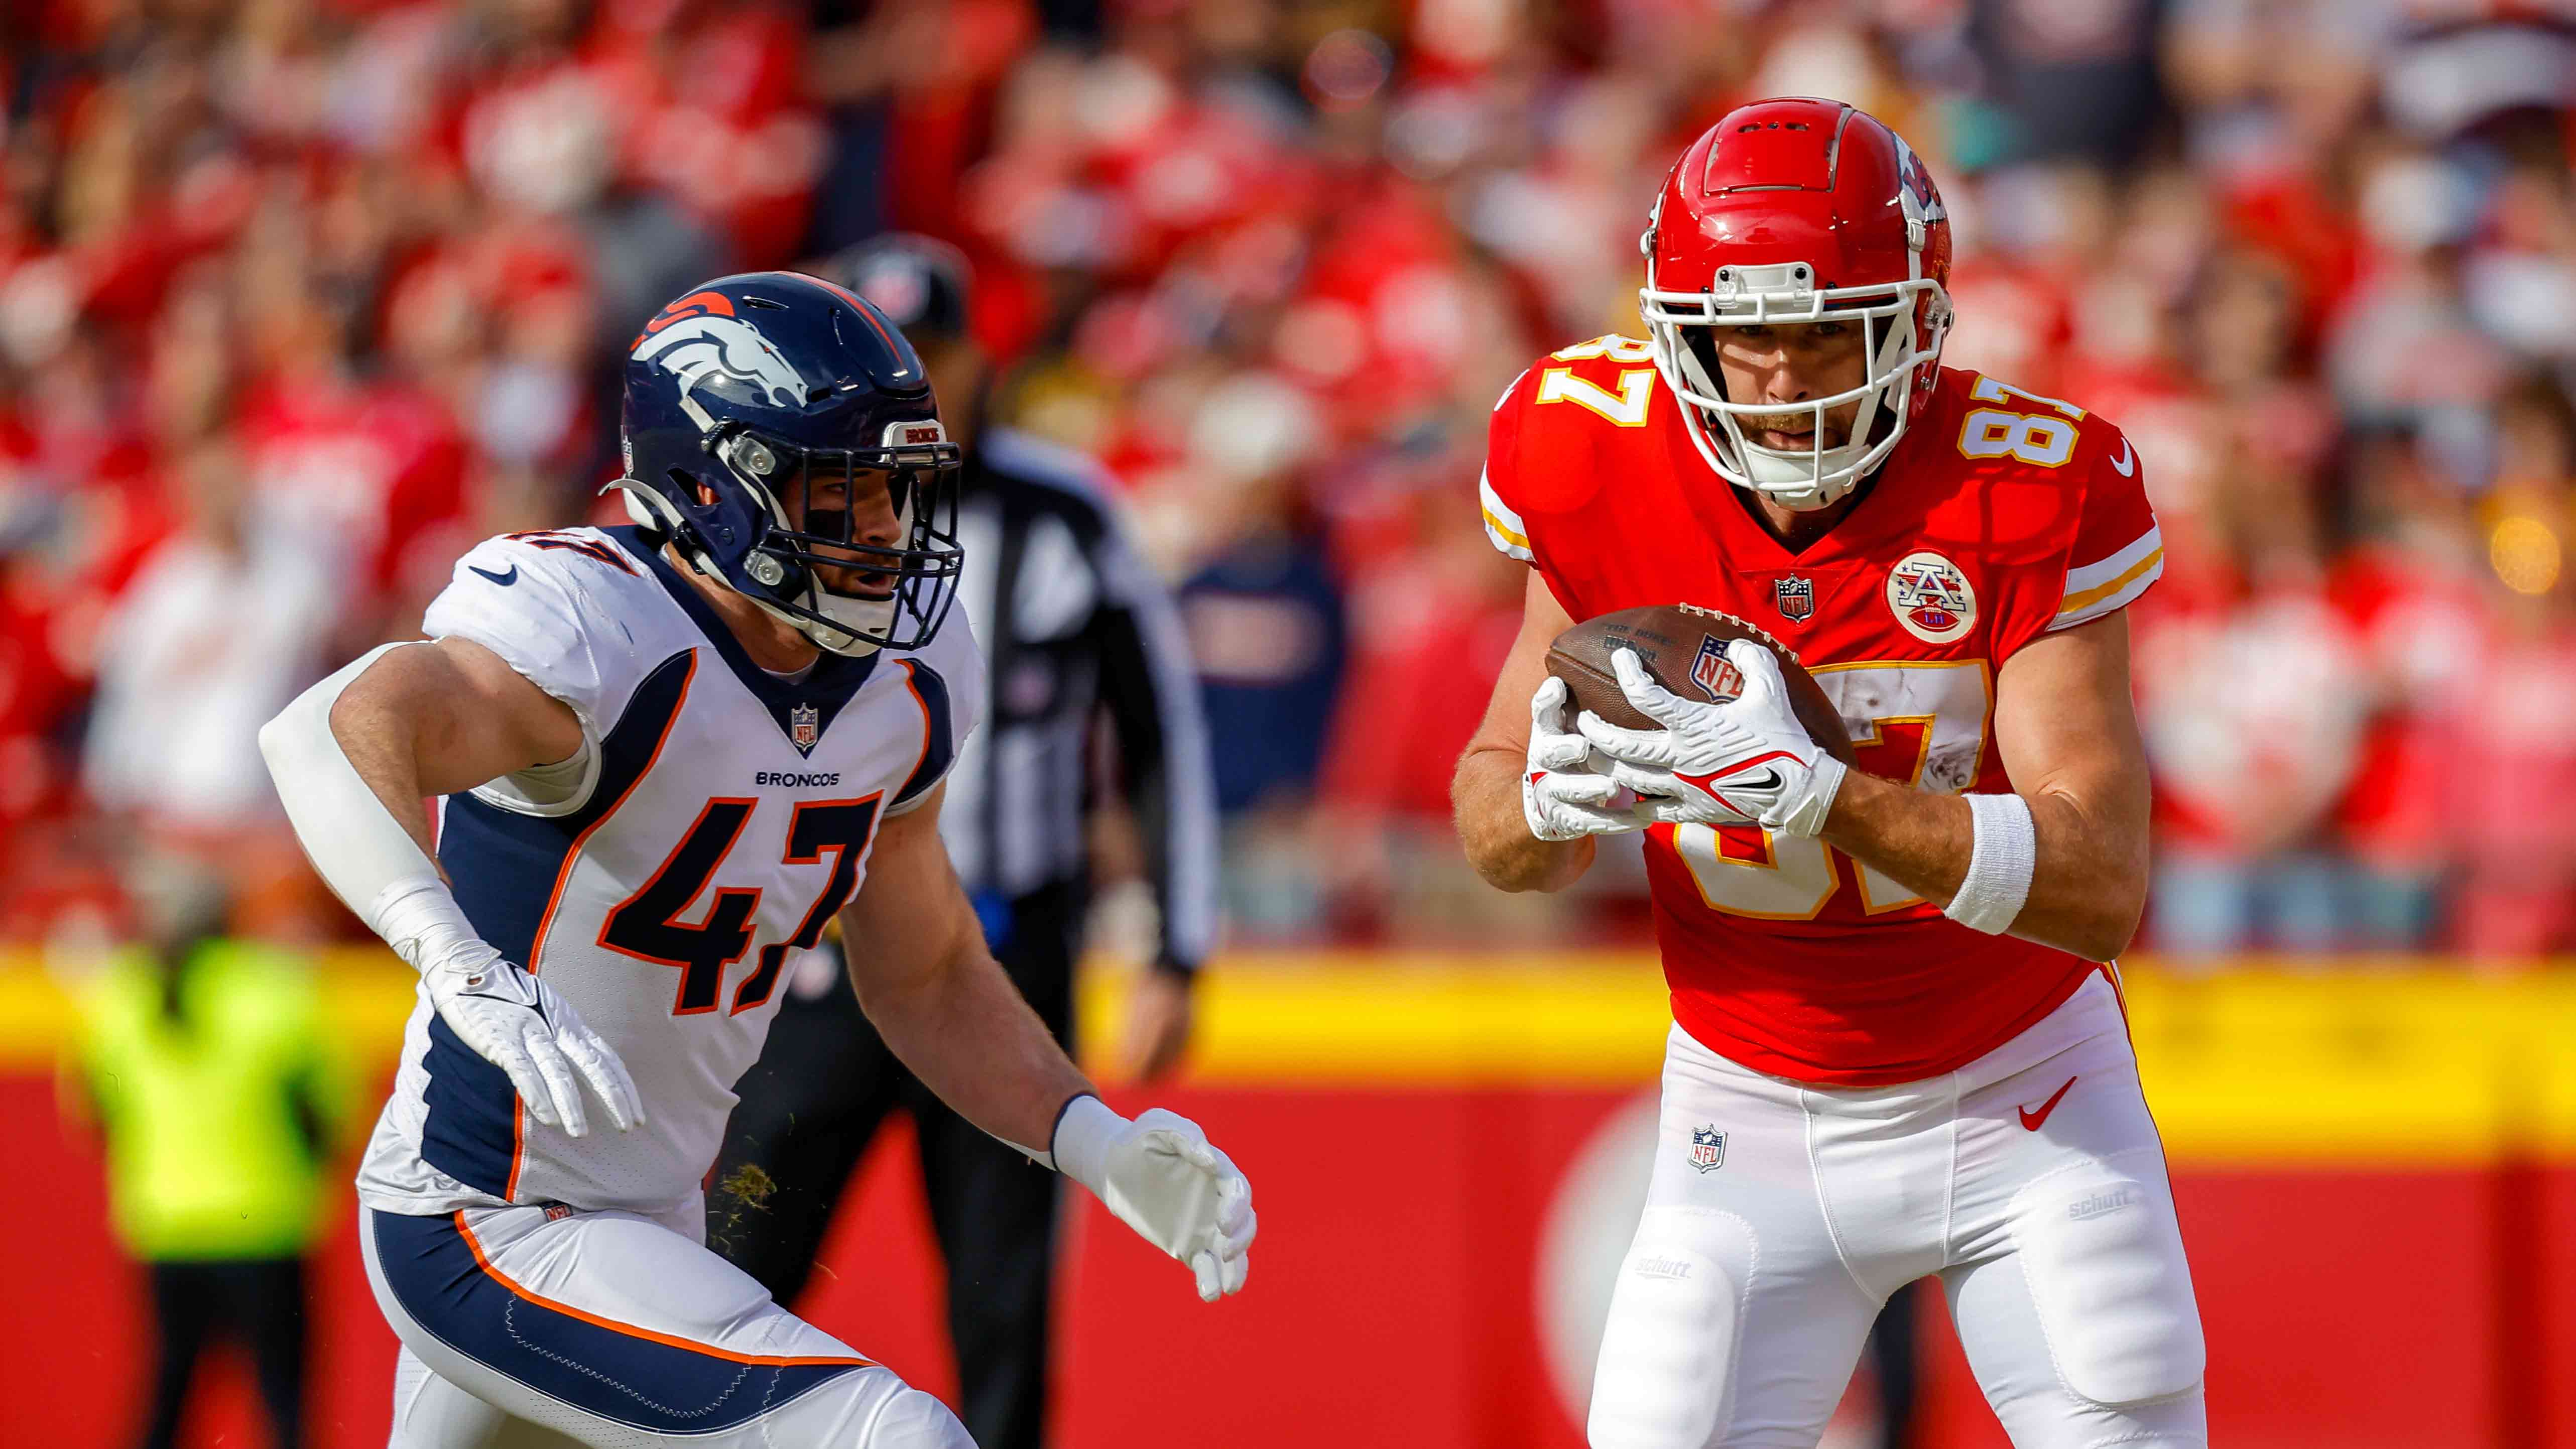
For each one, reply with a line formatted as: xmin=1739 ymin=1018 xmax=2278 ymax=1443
xmin=1641 ymin=258 xmax=1948 ymax=511
xmin=1637 ymin=99 xmax=1955 ymax=513
xmin=611 ymin=489 xmax=897 ymax=656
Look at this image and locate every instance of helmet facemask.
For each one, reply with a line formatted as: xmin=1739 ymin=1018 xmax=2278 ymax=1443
xmin=1641 ymin=260 xmax=1950 ymax=511
xmin=617 ymin=417 xmax=963 ymax=656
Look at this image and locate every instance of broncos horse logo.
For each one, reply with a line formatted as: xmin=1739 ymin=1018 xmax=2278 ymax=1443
xmin=631 ymin=291 xmax=809 ymax=409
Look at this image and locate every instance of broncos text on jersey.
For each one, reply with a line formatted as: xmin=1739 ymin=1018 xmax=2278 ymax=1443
xmin=1483 ymin=338 xmax=2163 ymax=1085
xmin=357 ymin=526 xmax=984 ymax=1217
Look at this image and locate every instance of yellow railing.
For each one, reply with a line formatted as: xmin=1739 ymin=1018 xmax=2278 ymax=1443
xmin=10 ymin=949 xmax=2574 ymax=1166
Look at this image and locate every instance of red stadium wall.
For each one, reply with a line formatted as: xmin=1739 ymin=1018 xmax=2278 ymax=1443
xmin=3 ymin=957 xmax=2571 ymax=1448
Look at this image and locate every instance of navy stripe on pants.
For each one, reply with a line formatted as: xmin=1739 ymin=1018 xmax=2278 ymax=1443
xmin=370 ymin=1209 xmax=862 ymax=1434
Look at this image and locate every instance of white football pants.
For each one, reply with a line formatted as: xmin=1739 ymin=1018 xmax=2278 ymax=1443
xmin=1588 ymin=972 xmax=2207 ymax=1449
xmin=359 ymin=1196 xmax=971 ymax=1449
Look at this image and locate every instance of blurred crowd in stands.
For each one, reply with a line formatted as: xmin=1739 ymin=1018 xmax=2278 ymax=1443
xmin=9 ymin=0 xmax=2576 ymax=961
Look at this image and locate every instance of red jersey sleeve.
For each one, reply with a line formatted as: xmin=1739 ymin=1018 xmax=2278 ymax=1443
xmin=1478 ymin=338 xmax=1656 ymax=582
xmin=2049 ymin=422 xmax=2163 ymax=633
xmin=1479 ymin=366 xmax=1538 ymax=565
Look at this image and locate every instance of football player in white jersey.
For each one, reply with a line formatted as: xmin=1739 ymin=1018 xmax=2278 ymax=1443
xmin=259 ymin=273 xmax=1254 ymax=1448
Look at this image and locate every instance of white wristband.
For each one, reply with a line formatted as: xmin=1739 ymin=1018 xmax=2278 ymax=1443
xmin=1945 ymin=791 xmax=2037 ymax=935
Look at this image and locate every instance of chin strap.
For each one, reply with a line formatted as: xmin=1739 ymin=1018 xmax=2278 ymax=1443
xmin=753 ymin=593 xmax=880 ymax=658
xmin=1736 ymin=440 xmax=1872 ymax=510
xmin=606 ymin=474 xmax=890 ymax=658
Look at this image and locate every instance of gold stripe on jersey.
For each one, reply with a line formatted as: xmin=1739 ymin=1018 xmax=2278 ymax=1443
xmin=2058 ymin=545 xmax=2164 ymax=617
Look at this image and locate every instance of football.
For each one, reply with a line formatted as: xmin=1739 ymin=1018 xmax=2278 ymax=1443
xmin=1545 ymin=603 xmax=1856 ymax=763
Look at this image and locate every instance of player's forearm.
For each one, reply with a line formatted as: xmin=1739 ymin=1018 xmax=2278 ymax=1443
xmin=1453 ymin=747 xmax=1594 ymax=892
xmin=1823 ymin=773 xmax=2146 ymax=962
xmin=853 ymin=940 xmax=1094 ymax=1156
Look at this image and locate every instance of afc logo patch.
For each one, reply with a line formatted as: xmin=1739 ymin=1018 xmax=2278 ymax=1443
xmin=1690 ymin=636 xmax=1743 ymax=701
xmin=790 ymin=702 xmax=821 ymax=754
xmin=1689 ymin=1125 xmax=1727 ymax=1173
xmin=1886 ymin=550 xmax=1978 ymax=645
xmin=1773 ymin=574 xmax=1814 ymax=623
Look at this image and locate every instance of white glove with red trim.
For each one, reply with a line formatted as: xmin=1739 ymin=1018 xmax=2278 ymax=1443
xmin=1575 ymin=643 xmax=1846 ymax=838
xmin=1522 ymin=675 xmax=1643 ymax=841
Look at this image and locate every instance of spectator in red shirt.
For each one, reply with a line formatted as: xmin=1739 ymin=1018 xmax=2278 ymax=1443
xmin=2136 ymin=453 xmax=2375 ymax=958
xmin=1316 ymin=471 xmax=1532 ymax=940
xmin=2446 ymin=387 xmax=2576 ymax=959
xmin=2325 ymin=430 xmax=2488 ymax=949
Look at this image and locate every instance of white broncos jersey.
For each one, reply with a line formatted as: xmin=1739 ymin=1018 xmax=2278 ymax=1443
xmin=357 ymin=526 xmax=983 ymax=1218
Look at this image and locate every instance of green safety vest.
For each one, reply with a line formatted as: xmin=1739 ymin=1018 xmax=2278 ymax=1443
xmin=66 ymin=941 xmax=351 ymax=1260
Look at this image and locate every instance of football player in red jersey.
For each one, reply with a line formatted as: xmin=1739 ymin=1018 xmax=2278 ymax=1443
xmin=1454 ymin=100 xmax=2202 ymax=1447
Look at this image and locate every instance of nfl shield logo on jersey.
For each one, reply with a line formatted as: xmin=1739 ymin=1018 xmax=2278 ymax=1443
xmin=790 ymin=702 xmax=820 ymax=754
xmin=1690 ymin=636 xmax=1744 ymax=701
xmin=1773 ymin=575 xmax=1815 ymax=623
xmin=1689 ymin=1125 xmax=1727 ymax=1173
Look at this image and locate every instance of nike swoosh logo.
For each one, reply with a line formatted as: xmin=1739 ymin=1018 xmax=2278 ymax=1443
xmin=2108 ymin=440 xmax=2135 ymax=477
xmin=469 ymin=563 xmax=520 ymax=586
xmin=1674 ymin=756 xmax=1799 ymax=816
xmin=2019 ymin=1075 xmax=2078 ymax=1131
xmin=457 ymin=983 xmax=537 ymax=1009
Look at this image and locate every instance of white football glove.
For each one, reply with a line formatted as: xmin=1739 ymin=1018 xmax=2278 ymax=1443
xmin=424 ymin=949 xmax=643 ymax=1139
xmin=1522 ymin=674 xmax=1643 ymax=841
xmin=1575 ymin=642 xmax=1847 ymax=838
xmin=1055 ymin=1096 xmax=1256 ymax=1302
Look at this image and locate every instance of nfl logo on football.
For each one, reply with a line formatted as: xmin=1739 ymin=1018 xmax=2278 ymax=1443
xmin=1773 ymin=574 xmax=1814 ymax=623
xmin=790 ymin=702 xmax=821 ymax=754
xmin=1690 ymin=636 xmax=1744 ymax=701
xmin=1689 ymin=1125 xmax=1727 ymax=1173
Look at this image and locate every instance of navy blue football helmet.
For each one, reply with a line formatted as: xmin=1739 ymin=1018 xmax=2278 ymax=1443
xmin=609 ymin=271 xmax=963 ymax=655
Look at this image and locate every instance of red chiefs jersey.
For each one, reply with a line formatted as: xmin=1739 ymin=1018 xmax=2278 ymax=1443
xmin=1482 ymin=339 xmax=2164 ymax=1085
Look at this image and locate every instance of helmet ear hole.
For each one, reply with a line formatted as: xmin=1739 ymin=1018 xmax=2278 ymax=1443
xmin=666 ymin=468 xmax=711 ymax=508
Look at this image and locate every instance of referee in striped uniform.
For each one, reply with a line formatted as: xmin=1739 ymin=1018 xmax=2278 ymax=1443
xmin=708 ymin=236 xmax=1219 ymax=1449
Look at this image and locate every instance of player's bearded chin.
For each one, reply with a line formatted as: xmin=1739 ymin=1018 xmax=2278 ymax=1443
xmin=1741 ymin=406 xmax=1853 ymax=451
xmin=800 ymin=514 xmax=898 ymax=600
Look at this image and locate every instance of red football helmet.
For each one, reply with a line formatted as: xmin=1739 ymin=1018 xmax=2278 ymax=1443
xmin=1639 ymin=98 xmax=1953 ymax=510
